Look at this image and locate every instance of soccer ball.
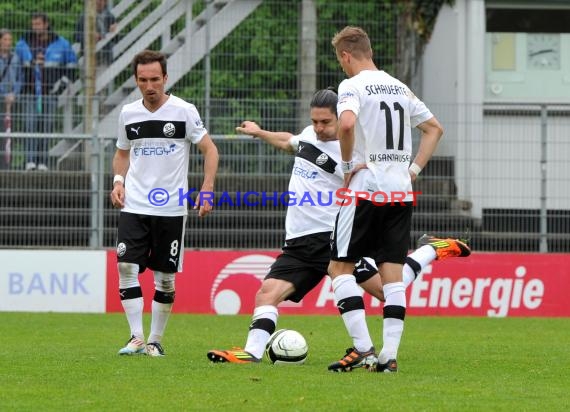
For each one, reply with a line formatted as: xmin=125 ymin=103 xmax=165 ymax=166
xmin=265 ymin=329 xmax=308 ymax=365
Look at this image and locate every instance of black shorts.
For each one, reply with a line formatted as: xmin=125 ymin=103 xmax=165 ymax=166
xmin=265 ymin=232 xmax=378 ymax=302
xmin=116 ymin=212 xmax=186 ymax=273
xmin=331 ymin=199 xmax=413 ymax=264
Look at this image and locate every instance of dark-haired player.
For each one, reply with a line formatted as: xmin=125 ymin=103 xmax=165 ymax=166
xmin=207 ymin=89 xmax=469 ymax=364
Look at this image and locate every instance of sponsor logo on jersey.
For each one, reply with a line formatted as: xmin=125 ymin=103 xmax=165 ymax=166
xmin=133 ymin=143 xmax=177 ymax=156
xmin=163 ymin=122 xmax=176 ymax=137
xmin=292 ymin=166 xmax=318 ymax=180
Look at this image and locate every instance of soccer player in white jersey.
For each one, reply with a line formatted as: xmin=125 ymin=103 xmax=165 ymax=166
xmin=327 ymin=26 xmax=470 ymax=373
xmin=206 ymin=89 xmax=470 ymax=365
xmin=109 ymin=50 xmax=219 ymax=356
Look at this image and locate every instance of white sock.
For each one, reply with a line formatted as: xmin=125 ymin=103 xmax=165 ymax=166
xmin=402 ymin=264 xmax=416 ymax=288
xmin=121 ymin=297 xmax=144 ymax=340
xmin=148 ymin=300 xmax=172 ymax=343
xmin=332 ymin=274 xmax=373 ymax=352
xmin=378 ymin=282 xmax=406 ymax=364
xmin=148 ymin=272 xmax=175 ymax=344
xmin=244 ymin=305 xmax=278 ymax=359
xmin=408 ymin=245 xmax=436 ymax=268
xmin=118 ymin=263 xmax=143 ymax=339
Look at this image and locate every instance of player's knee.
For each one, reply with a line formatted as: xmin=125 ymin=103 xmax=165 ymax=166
xmin=327 ymin=261 xmax=338 ymax=276
xmin=360 ymin=276 xmax=385 ymax=302
xmin=255 ymin=288 xmax=279 ymax=307
xmin=255 ymin=280 xmax=289 ymax=306
xmin=328 ymin=260 xmax=353 ymax=277
xmin=383 ymin=281 xmax=406 ymax=298
xmin=118 ymin=262 xmax=139 ymax=276
xmin=353 ymin=257 xmax=378 ymax=283
xmin=154 ymin=271 xmax=175 ymax=293
xmin=118 ymin=262 xmax=139 ymax=289
xmin=331 ymin=273 xmax=357 ymax=293
xmin=154 ymin=289 xmax=175 ymax=304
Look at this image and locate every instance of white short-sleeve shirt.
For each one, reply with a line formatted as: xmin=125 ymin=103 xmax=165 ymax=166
xmin=337 ymin=70 xmax=433 ymax=201
xmin=116 ymin=94 xmax=207 ymax=216
xmin=285 ymin=126 xmax=344 ymax=239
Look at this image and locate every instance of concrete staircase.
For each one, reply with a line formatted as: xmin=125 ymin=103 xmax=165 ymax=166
xmin=51 ymin=0 xmax=263 ymax=164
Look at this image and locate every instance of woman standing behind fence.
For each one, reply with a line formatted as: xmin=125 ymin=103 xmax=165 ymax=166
xmin=0 ymin=28 xmax=21 ymax=170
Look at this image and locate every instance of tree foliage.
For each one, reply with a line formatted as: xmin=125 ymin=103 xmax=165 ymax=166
xmin=182 ymin=0 xmax=406 ymax=133
xmin=0 ymin=0 xmax=453 ymax=134
xmin=0 ymin=1 xmax=83 ymax=41
xmin=396 ymin=0 xmax=456 ymax=86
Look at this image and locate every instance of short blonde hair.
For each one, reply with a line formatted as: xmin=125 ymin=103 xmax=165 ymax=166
xmin=331 ymin=26 xmax=372 ymax=60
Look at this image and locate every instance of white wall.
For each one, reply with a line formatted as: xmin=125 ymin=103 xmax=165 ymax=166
xmin=421 ymin=5 xmax=461 ymax=157
xmin=420 ymin=0 xmax=569 ymax=217
xmin=422 ymin=0 xmax=487 ymax=218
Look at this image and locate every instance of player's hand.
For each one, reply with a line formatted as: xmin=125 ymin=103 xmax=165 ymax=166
xmin=409 ymin=169 xmax=418 ymax=183
xmin=110 ymin=184 xmax=125 ymax=209
xmin=194 ymin=190 xmax=214 ymax=217
xmin=342 ymin=163 xmax=367 ymax=188
xmin=236 ymin=121 xmax=261 ymax=137
xmin=343 ymin=173 xmax=352 ymax=188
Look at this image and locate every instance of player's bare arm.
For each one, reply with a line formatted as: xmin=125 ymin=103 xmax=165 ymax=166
xmin=410 ymin=116 xmax=444 ymax=181
xmin=195 ymin=134 xmax=219 ymax=217
xmin=337 ymin=110 xmax=357 ymax=187
xmin=110 ymin=148 xmax=130 ymax=208
xmin=236 ymin=120 xmax=294 ymax=153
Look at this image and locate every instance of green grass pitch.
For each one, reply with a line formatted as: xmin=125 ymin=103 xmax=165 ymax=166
xmin=2 ymin=313 xmax=569 ymax=411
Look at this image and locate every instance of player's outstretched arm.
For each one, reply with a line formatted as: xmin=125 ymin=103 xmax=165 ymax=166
xmin=236 ymin=120 xmax=294 ymax=153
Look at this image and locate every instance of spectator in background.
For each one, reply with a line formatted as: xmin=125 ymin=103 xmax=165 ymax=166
xmin=75 ymin=0 xmax=118 ymax=66
xmin=0 ymin=28 xmax=22 ymax=170
xmin=15 ymin=12 xmax=78 ymax=171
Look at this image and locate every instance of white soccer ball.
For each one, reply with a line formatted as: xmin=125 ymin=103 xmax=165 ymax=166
xmin=265 ymin=329 xmax=308 ymax=365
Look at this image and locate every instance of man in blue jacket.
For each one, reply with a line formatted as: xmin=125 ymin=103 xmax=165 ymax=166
xmin=15 ymin=12 xmax=77 ymax=171
xmin=0 ymin=28 xmax=22 ymax=169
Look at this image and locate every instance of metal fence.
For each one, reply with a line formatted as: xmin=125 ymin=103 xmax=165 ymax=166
xmin=0 ymin=0 xmax=402 ymax=144
xmin=0 ymin=1 xmax=569 ymax=252
xmin=429 ymin=103 xmax=570 ymax=253
xmin=1 ymin=102 xmax=569 ymax=252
